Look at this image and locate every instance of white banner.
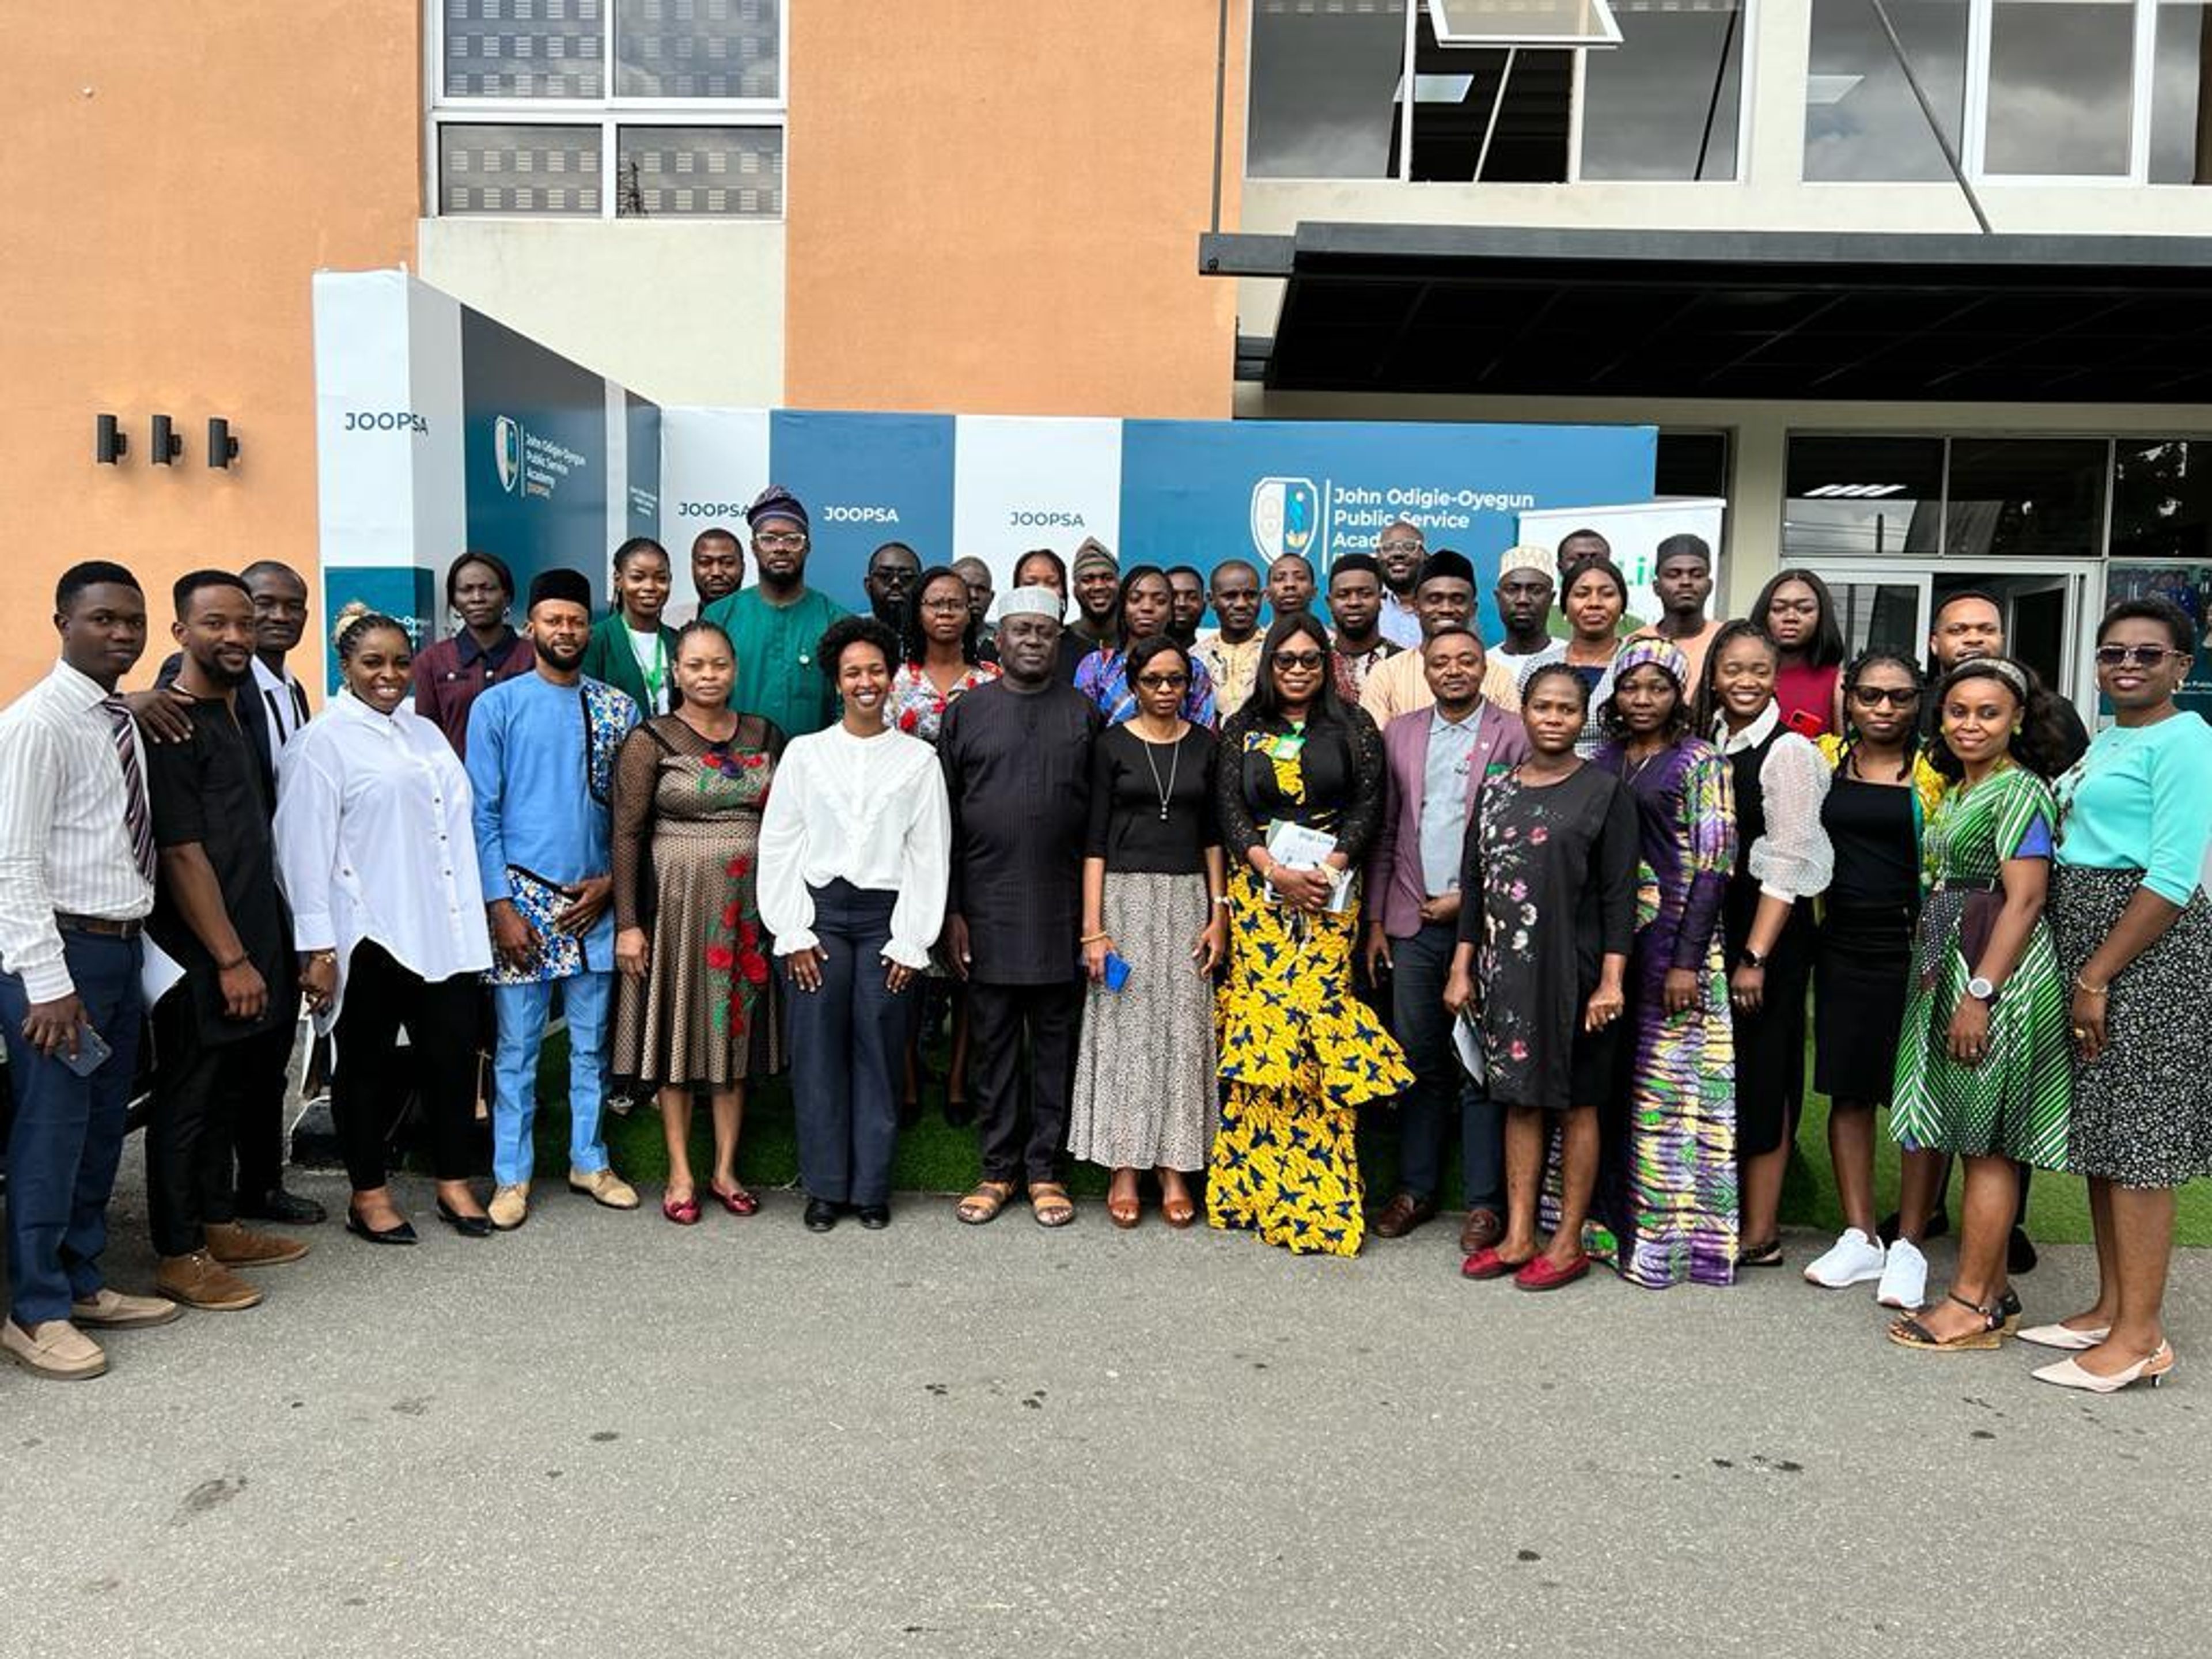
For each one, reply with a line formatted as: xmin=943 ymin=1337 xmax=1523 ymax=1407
xmin=660 ymin=407 xmax=773 ymax=609
xmin=951 ymin=415 xmax=1123 ymax=590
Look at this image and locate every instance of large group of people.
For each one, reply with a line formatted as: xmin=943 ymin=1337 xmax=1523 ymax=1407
xmin=3 ymin=484 xmax=2210 ymax=1402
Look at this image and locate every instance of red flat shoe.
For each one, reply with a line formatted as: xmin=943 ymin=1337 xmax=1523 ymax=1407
xmin=709 ymin=1184 xmax=758 ymax=1217
xmin=662 ymin=1191 xmax=702 ymax=1226
xmin=1513 ymin=1252 xmax=1590 ymax=1292
xmin=1461 ymin=1247 xmax=1517 ymax=1281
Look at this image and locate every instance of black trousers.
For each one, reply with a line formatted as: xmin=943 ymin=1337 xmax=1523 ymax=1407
xmin=788 ymin=882 xmax=917 ymax=1207
xmin=968 ymin=979 xmax=1083 ymax=1185
xmin=332 ymin=942 xmax=483 ymax=1191
xmin=147 ymin=998 xmax=294 ymax=1258
xmin=229 ymin=990 xmax=297 ymax=1199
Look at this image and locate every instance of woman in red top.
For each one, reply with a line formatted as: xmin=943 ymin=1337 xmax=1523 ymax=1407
xmin=1753 ymin=569 xmax=1847 ymax=738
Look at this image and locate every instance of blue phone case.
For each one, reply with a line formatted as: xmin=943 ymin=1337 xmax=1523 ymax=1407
xmin=1101 ymin=952 xmax=1132 ymax=992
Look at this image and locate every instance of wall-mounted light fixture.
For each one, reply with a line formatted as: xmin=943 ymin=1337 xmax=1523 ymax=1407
xmin=96 ymin=414 xmax=129 ymax=464
xmin=150 ymin=414 xmax=183 ymax=465
xmin=207 ymin=417 xmax=240 ymax=469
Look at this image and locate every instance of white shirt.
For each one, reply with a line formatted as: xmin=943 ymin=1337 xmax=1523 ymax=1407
xmin=756 ymin=722 xmax=952 ymax=971
xmin=0 ymin=661 xmax=156 ymax=1000
xmin=251 ymin=656 xmax=312 ymax=757
xmin=1716 ymin=704 xmax=1835 ymax=903
xmin=1377 ymin=590 xmax=1423 ymax=650
xmin=274 ymin=693 xmax=493 ymax=1029
xmin=626 ymin=626 xmax=672 ymax=715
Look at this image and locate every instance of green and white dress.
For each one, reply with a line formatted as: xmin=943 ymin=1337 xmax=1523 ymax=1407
xmin=1890 ymin=765 xmax=2071 ymax=1168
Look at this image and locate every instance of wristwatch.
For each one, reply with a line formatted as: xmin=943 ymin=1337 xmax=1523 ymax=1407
xmin=1739 ymin=947 xmax=1767 ymax=970
xmin=1967 ymin=975 xmax=1997 ymax=1003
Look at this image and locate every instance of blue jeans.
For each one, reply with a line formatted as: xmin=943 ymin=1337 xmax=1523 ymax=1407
xmin=0 ymin=931 xmax=143 ymax=1325
xmin=491 ymin=972 xmax=612 ymax=1188
xmin=1390 ymin=919 xmax=1501 ymax=1211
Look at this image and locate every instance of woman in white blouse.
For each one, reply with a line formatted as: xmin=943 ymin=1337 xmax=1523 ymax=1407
xmin=1695 ymin=620 xmax=1835 ymax=1268
xmin=274 ymin=606 xmax=495 ymax=1244
xmin=757 ymin=615 xmax=950 ymax=1233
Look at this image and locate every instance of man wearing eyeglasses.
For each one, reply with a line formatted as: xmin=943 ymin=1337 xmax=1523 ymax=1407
xmin=700 ymin=486 xmax=850 ymax=741
xmin=1374 ymin=521 xmax=1427 ymax=649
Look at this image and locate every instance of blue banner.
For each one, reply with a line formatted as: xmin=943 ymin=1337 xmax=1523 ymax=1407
xmin=461 ymin=309 xmax=612 ymax=604
xmin=767 ymin=411 xmax=957 ymax=611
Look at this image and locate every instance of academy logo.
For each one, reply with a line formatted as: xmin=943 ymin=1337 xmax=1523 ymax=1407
xmin=493 ymin=416 xmax=523 ymax=495
xmin=1250 ymin=476 xmax=1321 ymax=567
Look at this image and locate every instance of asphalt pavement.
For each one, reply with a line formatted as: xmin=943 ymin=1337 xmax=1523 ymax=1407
xmin=3 ymin=1156 xmax=2209 ymax=1659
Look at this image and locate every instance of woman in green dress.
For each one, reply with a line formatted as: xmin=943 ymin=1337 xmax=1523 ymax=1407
xmin=1887 ymin=656 xmax=2074 ymax=1352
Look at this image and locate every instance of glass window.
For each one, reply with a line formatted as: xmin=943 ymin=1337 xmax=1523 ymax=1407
xmin=1580 ymin=0 xmax=1745 ymax=181
xmin=1828 ymin=578 xmax=1928 ymax=660
xmin=1656 ymin=430 xmax=1730 ymax=498
xmin=1945 ymin=438 xmax=2108 ymax=560
xmin=1407 ymin=12 xmax=1571 ymax=180
xmin=1427 ymin=0 xmax=1620 ymax=44
xmin=439 ymin=125 xmax=604 ymax=216
xmin=2149 ymin=2 xmax=2212 ymax=183
xmin=1247 ymin=0 xmax=1409 ymax=178
xmin=616 ymin=126 xmax=783 ymax=215
xmin=1983 ymin=1 xmax=2135 ymax=176
xmin=444 ymin=0 xmax=607 ymax=99
xmin=615 ymin=0 xmax=781 ymax=100
xmin=1804 ymin=0 xmax=1969 ymax=181
xmin=1785 ymin=435 xmax=1946 ymax=559
xmin=2113 ymin=439 xmax=2212 ymax=559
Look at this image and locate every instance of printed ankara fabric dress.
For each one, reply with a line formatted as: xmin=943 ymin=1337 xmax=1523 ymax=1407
xmin=1210 ymin=707 xmax=1411 ymax=1256
xmin=610 ymin=714 xmax=783 ymax=1089
xmin=1889 ymin=766 xmax=2071 ymax=1169
xmin=886 ymin=660 xmax=999 ymax=745
xmin=1590 ymin=729 xmax=1740 ymax=1287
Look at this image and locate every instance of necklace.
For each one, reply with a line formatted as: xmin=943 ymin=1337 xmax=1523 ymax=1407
xmin=1138 ymin=728 xmax=1182 ymax=822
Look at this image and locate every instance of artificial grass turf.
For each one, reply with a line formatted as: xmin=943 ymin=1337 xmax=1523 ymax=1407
xmin=536 ymin=1038 xmax=2212 ymax=1246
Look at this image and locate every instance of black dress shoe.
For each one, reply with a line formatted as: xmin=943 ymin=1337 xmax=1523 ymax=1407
xmin=238 ymin=1187 xmax=329 ymax=1226
xmin=857 ymin=1205 xmax=891 ymax=1230
xmin=2007 ymin=1225 xmax=2039 ymax=1275
xmin=804 ymin=1198 xmax=839 ymax=1233
xmin=436 ymin=1199 xmax=493 ymax=1239
xmin=344 ymin=1207 xmax=418 ymax=1246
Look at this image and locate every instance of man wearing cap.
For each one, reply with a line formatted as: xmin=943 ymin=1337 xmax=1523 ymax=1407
xmin=1626 ymin=533 xmax=1720 ymax=690
xmin=467 ymin=569 xmax=642 ymax=1230
xmin=702 ymin=486 xmax=850 ymax=741
xmin=1488 ymin=550 xmax=1566 ymax=711
xmin=1069 ymin=539 xmax=1121 ymax=656
xmin=1359 ymin=552 xmax=1519 ymax=728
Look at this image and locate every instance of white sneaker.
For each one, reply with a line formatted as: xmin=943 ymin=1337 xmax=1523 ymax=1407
xmin=1876 ymin=1237 xmax=1929 ymax=1310
xmin=1803 ymin=1228 xmax=1887 ymax=1289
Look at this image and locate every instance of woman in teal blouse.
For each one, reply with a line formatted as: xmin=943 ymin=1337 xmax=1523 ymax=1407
xmin=581 ymin=537 xmax=682 ymax=716
xmin=2025 ymin=597 xmax=2212 ymax=1393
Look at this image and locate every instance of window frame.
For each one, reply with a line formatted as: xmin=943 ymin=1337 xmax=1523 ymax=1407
xmin=425 ymin=0 xmax=790 ymax=219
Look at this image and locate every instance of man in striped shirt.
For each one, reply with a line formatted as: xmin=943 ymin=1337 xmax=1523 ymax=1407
xmin=0 ymin=562 xmax=181 ymax=1380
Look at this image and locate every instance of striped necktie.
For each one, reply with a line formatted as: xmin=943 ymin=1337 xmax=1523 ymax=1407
xmin=100 ymin=696 xmax=157 ymax=887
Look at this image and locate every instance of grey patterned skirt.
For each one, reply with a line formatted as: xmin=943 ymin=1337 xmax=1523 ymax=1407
xmin=2051 ymin=863 xmax=2212 ymax=1187
xmin=1066 ymin=870 xmax=1219 ymax=1173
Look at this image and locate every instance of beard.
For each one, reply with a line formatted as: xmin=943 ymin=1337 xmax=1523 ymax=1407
xmin=537 ymin=638 xmax=588 ymax=671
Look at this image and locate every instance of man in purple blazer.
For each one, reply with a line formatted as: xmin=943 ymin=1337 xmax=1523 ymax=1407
xmin=1362 ymin=626 xmax=1529 ymax=1252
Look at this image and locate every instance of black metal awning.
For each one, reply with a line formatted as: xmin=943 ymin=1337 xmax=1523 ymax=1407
xmin=1203 ymin=224 xmax=2212 ymax=403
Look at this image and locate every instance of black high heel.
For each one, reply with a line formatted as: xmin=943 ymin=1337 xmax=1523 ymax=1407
xmin=345 ymin=1206 xmax=418 ymax=1246
xmin=437 ymin=1198 xmax=493 ymax=1239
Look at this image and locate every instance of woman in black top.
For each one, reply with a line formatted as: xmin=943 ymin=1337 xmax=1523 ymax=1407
xmin=1207 ymin=615 xmax=1412 ymax=1256
xmin=1066 ymin=637 xmax=1227 ymax=1228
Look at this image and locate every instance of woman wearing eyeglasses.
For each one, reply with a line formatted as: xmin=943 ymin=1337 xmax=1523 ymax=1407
xmin=1075 ymin=565 xmax=1218 ymax=728
xmin=1067 ymin=637 xmax=1228 ymax=1228
xmin=2024 ymin=599 xmax=2212 ymax=1391
xmin=1211 ymin=615 xmax=1410 ymax=1256
xmin=1801 ymin=653 xmax=1946 ymax=1296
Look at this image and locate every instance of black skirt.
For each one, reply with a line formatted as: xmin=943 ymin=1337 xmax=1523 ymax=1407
xmin=1813 ymin=901 xmax=1915 ymax=1105
xmin=1724 ymin=878 xmax=1815 ymax=1156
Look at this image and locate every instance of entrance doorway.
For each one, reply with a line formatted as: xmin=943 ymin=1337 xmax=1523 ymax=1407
xmin=1812 ymin=558 xmax=2102 ymax=711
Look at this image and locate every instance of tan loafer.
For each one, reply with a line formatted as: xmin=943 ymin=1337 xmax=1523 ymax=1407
xmin=2 ymin=1318 xmax=108 ymax=1380
xmin=154 ymin=1252 xmax=264 ymax=1312
xmin=568 ymin=1167 xmax=639 ymax=1210
xmin=204 ymin=1221 xmax=309 ymax=1267
xmin=70 ymin=1287 xmax=182 ymax=1330
xmin=488 ymin=1184 xmax=531 ymax=1231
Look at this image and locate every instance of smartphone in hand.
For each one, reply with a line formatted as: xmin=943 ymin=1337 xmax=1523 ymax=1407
xmin=58 ymin=1022 xmax=114 ymax=1079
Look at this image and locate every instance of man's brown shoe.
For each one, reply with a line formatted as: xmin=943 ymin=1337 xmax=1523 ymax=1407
xmin=1372 ymin=1192 xmax=1437 ymax=1240
xmin=2 ymin=1319 xmax=108 ymax=1380
xmin=155 ymin=1252 xmax=264 ymax=1312
xmin=204 ymin=1221 xmax=309 ymax=1267
xmin=70 ymin=1287 xmax=182 ymax=1330
xmin=1459 ymin=1207 xmax=1505 ymax=1254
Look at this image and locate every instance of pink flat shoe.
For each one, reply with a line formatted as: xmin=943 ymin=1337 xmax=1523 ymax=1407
xmin=662 ymin=1191 xmax=702 ymax=1226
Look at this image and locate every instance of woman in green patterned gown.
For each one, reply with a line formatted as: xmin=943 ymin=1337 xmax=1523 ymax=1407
xmin=1887 ymin=656 xmax=2073 ymax=1351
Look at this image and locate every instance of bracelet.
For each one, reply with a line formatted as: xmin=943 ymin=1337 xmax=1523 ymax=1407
xmin=1210 ymin=896 xmax=1229 ymax=909
xmin=1080 ymin=930 xmax=1112 ymax=945
xmin=2075 ymin=975 xmax=2110 ymax=997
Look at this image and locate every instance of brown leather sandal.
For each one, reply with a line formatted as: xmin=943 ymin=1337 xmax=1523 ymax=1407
xmin=1028 ymin=1181 xmax=1075 ymax=1228
xmin=1106 ymin=1174 xmax=1141 ymax=1230
xmin=1157 ymin=1175 xmax=1196 ymax=1229
xmin=955 ymin=1180 xmax=1016 ymax=1226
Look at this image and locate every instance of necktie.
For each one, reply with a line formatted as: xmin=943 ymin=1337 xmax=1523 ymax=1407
xmin=100 ymin=696 xmax=157 ymax=887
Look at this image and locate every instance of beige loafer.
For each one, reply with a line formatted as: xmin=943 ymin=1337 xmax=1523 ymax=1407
xmin=488 ymin=1184 xmax=531 ymax=1231
xmin=568 ymin=1167 xmax=639 ymax=1210
xmin=2 ymin=1319 xmax=109 ymax=1380
xmin=70 ymin=1287 xmax=183 ymax=1330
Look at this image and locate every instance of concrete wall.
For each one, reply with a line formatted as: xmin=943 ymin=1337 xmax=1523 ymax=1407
xmin=418 ymin=219 xmax=787 ymax=408
xmin=2 ymin=2 xmax=423 ymax=697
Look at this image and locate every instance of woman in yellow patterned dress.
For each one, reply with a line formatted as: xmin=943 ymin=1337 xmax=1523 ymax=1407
xmin=1211 ymin=614 xmax=1412 ymax=1256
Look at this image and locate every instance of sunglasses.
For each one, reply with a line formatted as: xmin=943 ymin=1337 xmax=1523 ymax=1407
xmin=1850 ymin=685 xmax=1921 ymax=707
xmin=1272 ymin=650 xmax=1327 ymax=671
xmin=1136 ymin=672 xmax=1190 ymax=690
xmin=2094 ymin=643 xmax=2183 ymax=669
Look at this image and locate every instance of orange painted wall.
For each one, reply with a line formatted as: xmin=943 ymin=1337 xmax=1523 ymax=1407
xmin=784 ymin=2 xmax=1244 ymax=420
xmin=1 ymin=4 xmax=423 ymax=698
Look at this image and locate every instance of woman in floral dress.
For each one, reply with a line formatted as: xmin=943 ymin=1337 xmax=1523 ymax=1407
xmin=612 ymin=620 xmax=783 ymax=1225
